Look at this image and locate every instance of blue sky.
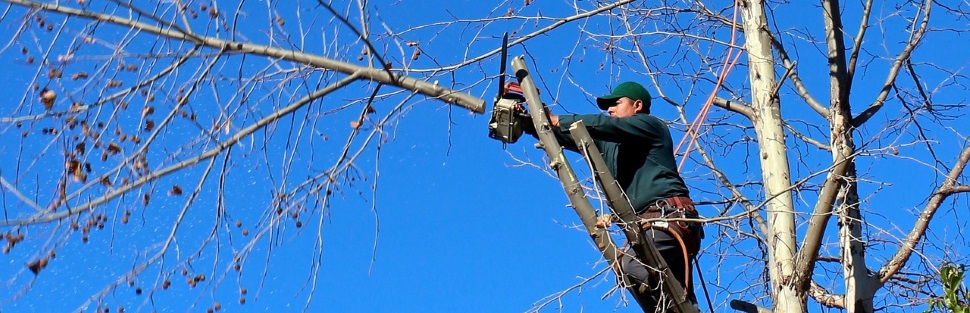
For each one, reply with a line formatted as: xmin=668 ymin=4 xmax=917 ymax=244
xmin=0 ymin=0 xmax=968 ymax=312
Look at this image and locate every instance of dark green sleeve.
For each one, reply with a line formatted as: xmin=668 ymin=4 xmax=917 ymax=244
xmin=521 ymin=116 xmax=579 ymax=152
xmin=558 ymin=114 xmax=663 ymax=143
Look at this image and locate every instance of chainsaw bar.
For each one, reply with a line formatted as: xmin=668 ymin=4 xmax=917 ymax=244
xmin=496 ymin=32 xmax=508 ymax=100
xmin=488 ymin=32 xmax=525 ymax=144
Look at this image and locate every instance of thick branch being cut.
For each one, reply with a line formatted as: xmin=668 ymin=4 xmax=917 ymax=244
xmin=3 ymin=0 xmax=486 ymax=113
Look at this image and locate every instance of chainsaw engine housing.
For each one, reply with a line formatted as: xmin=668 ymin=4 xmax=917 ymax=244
xmin=488 ymin=97 xmax=524 ymax=143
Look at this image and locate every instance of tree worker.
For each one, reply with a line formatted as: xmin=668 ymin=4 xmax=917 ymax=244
xmin=522 ymin=81 xmax=703 ymax=311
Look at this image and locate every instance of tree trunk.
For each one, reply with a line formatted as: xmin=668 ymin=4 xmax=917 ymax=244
xmin=838 ymin=164 xmax=876 ymax=313
xmin=820 ymin=0 xmax=877 ymax=310
xmin=739 ymin=0 xmax=804 ymax=311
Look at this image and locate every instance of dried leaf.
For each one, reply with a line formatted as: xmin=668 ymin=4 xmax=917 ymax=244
xmin=40 ymin=88 xmax=56 ymax=110
xmin=27 ymin=257 xmax=49 ymax=275
xmin=170 ymin=185 xmax=183 ymax=196
xmin=106 ymin=142 xmax=121 ymax=154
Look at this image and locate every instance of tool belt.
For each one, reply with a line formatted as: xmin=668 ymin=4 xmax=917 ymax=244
xmin=638 ymin=196 xmax=704 ymax=257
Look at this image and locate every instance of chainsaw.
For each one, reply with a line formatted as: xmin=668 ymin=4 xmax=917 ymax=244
xmin=487 ymin=33 xmax=532 ymax=144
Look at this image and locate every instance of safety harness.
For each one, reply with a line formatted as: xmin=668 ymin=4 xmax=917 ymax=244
xmin=637 ymin=196 xmax=703 ymax=299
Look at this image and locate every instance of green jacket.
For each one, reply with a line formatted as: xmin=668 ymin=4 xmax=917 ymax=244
xmin=544 ymin=113 xmax=690 ymax=213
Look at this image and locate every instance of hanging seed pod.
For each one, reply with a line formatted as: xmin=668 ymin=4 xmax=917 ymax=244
xmin=39 ymin=88 xmax=56 ymax=110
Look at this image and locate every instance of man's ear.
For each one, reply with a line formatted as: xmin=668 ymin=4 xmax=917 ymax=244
xmin=633 ymin=100 xmax=644 ymax=113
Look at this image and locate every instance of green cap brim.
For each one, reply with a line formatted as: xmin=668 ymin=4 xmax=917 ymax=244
xmin=595 ymin=82 xmax=651 ymax=111
xmin=596 ymin=95 xmax=620 ymax=111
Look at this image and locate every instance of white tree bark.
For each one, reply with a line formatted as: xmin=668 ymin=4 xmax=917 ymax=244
xmin=837 ymin=170 xmax=876 ymax=313
xmin=739 ymin=0 xmax=802 ymax=311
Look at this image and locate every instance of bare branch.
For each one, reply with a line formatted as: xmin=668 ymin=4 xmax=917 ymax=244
xmin=851 ymin=0 xmax=932 ymax=127
xmin=712 ymin=97 xmax=754 ymax=119
xmin=790 ymin=147 xmax=856 ymax=290
xmin=0 ymin=73 xmax=362 ymax=227
xmin=411 ymin=0 xmax=636 ymax=73
xmin=808 ymin=280 xmax=845 ymax=309
xmin=730 ymin=299 xmax=771 ymax=313
xmin=878 ymin=142 xmax=970 ymax=285
xmin=3 ymin=0 xmax=486 ymax=113
xmin=845 ymin=0 xmax=874 ymax=81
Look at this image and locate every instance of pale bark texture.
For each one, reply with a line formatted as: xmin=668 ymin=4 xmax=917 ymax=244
xmin=738 ymin=1 xmax=802 ymax=311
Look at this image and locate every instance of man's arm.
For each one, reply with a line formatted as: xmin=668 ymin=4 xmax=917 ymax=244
xmin=554 ymin=114 xmax=664 ymax=143
xmin=522 ymin=111 xmax=579 ymax=152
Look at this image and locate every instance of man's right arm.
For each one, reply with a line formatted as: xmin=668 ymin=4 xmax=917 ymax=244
xmin=558 ymin=113 xmax=663 ymax=144
xmin=520 ymin=113 xmax=579 ymax=152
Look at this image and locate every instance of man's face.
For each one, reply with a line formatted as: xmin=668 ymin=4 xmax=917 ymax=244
xmin=607 ymin=97 xmax=642 ymax=118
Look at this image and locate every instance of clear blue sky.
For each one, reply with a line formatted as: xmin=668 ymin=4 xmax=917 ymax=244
xmin=0 ymin=0 xmax=967 ymax=312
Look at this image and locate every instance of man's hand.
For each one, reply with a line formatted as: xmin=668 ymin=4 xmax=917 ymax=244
xmin=595 ymin=214 xmax=613 ymax=229
xmin=549 ymin=114 xmax=559 ymax=128
xmin=542 ymin=105 xmax=559 ymax=127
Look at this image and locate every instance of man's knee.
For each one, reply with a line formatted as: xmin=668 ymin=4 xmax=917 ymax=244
xmin=620 ymin=252 xmax=651 ymax=284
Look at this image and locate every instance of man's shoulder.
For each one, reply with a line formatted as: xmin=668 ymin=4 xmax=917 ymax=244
xmin=628 ymin=113 xmax=667 ymax=127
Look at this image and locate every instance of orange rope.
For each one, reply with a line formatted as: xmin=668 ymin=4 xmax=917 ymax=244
xmin=674 ymin=0 xmax=742 ymax=172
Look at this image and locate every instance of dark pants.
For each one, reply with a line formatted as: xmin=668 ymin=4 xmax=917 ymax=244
xmin=620 ymin=227 xmax=698 ymax=312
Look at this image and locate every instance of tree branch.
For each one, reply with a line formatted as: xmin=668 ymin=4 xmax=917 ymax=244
xmin=845 ymin=0 xmax=874 ymax=81
xmin=712 ymin=97 xmax=755 ymax=119
xmin=694 ymin=3 xmax=829 ymax=117
xmin=3 ymin=0 xmax=486 ymax=113
xmin=411 ymin=0 xmax=636 ymax=73
xmin=0 ymin=73 xmax=363 ymax=227
xmin=808 ymin=280 xmax=846 ymax=309
xmin=693 ymin=135 xmax=771 ymax=239
xmin=730 ymin=300 xmax=771 ymax=313
xmin=851 ymin=0 xmax=932 ymax=127
xmin=878 ymin=141 xmax=970 ymax=286
xmin=791 ymin=149 xmax=857 ymax=290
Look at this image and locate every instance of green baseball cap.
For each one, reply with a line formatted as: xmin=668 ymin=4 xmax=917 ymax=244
xmin=595 ymin=81 xmax=651 ymax=111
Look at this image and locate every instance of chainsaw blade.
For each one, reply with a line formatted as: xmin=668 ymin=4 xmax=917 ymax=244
xmin=496 ymin=32 xmax=508 ymax=101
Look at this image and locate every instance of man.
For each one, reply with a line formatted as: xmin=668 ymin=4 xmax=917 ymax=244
xmin=523 ymin=81 xmax=702 ymax=311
